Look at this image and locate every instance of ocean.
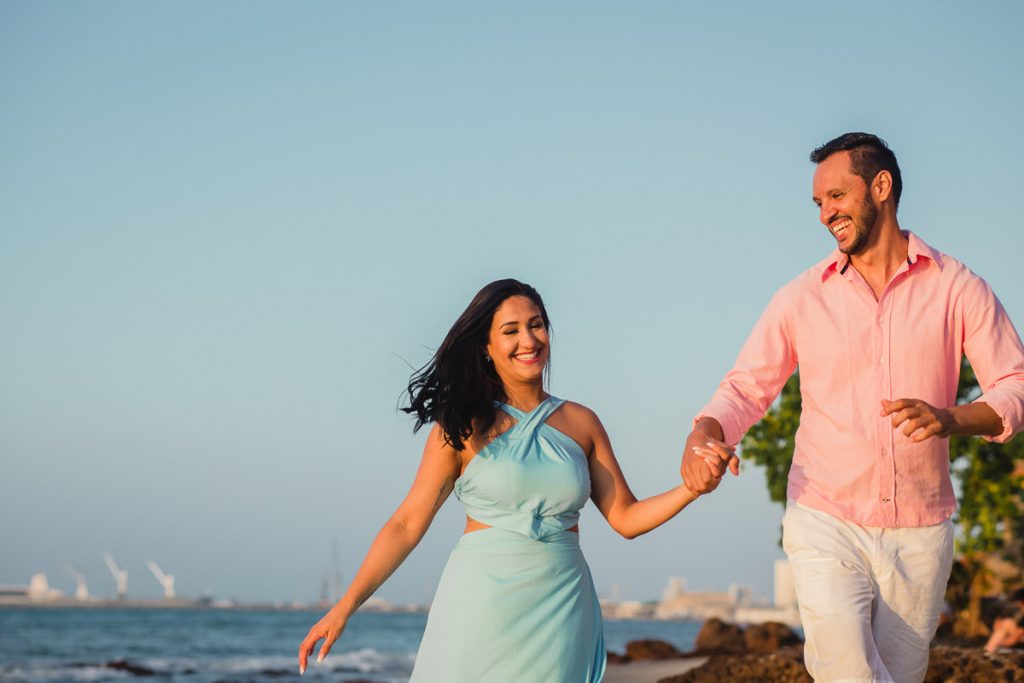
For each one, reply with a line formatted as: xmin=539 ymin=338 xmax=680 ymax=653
xmin=0 ymin=607 xmax=702 ymax=682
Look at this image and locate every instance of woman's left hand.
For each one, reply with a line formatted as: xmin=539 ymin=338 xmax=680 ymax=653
xmin=691 ymin=438 xmax=738 ymax=479
xmin=298 ymin=605 xmax=349 ymax=675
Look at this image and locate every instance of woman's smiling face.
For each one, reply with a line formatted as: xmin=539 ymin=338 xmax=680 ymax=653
xmin=485 ymin=295 xmax=549 ymax=387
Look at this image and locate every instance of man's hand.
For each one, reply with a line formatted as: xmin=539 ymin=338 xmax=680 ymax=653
xmin=880 ymin=398 xmax=954 ymax=441
xmin=681 ymin=418 xmax=739 ymax=494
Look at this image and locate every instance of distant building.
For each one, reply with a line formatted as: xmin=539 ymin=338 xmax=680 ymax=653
xmin=0 ymin=574 xmax=64 ymax=604
xmin=600 ymin=563 xmax=801 ymax=626
xmin=600 ymin=599 xmax=655 ymax=619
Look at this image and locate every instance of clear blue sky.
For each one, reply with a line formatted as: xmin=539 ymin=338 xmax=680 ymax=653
xmin=2 ymin=1 xmax=1022 ymax=604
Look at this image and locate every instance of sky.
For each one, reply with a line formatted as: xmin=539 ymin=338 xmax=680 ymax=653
xmin=2 ymin=1 xmax=1022 ymax=605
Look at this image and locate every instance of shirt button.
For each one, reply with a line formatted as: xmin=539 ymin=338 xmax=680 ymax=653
xmin=880 ymin=357 xmax=886 ymax=364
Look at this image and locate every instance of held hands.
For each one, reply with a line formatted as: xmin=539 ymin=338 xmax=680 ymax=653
xmin=680 ymin=421 xmax=739 ymax=494
xmin=298 ymin=604 xmax=349 ymax=675
xmin=880 ymin=398 xmax=954 ymax=442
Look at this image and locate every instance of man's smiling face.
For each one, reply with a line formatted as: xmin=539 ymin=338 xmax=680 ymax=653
xmin=813 ymin=151 xmax=879 ymax=256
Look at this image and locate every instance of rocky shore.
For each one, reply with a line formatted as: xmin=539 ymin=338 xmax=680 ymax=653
xmin=608 ymin=618 xmax=1024 ymax=683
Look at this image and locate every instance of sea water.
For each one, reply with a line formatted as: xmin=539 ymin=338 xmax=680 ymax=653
xmin=0 ymin=607 xmax=702 ymax=682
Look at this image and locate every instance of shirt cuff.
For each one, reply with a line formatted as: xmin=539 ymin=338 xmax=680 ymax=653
xmin=692 ymin=406 xmax=742 ymax=446
xmin=974 ymin=394 xmax=1022 ymax=444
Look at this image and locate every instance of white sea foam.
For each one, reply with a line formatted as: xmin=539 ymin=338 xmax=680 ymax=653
xmin=1 ymin=651 xmax=417 ymax=683
xmin=0 ymin=663 xmax=124 ymax=683
xmin=326 ymin=647 xmax=416 ymax=673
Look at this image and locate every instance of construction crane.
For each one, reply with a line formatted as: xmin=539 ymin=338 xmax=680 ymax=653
xmin=102 ymin=553 xmax=127 ymax=600
xmin=65 ymin=564 xmax=89 ymax=600
xmin=146 ymin=560 xmax=175 ymax=600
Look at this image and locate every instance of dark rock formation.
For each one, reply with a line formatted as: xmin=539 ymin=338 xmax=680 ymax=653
xmin=625 ymin=638 xmax=686 ymax=661
xmin=103 ymin=659 xmax=156 ymax=676
xmin=657 ymin=645 xmax=810 ymax=683
xmin=924 ymin=645 xmax=1024 ymax=682
xmin=693 ymin=618 xmax=748 ymax=655
xmin=657 ymin=644 xmax=1024 ymax=683
xmin=744 ymin=621 xmax=803 ymax=654
xmin=606 ymin=650 xmax=631 ymax=664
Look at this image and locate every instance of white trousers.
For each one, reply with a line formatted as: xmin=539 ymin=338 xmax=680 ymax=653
xmin=782 ymin=501 xmax=953 ymax=683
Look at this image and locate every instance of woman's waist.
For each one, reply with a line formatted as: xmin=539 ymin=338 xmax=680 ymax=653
xmin=460 ymin=504 xmax=580 ymax=535
xmin=464 ymin=515 xmax=578 ymax=535
xmin=454 ymin=525 xmax=583 ymax=551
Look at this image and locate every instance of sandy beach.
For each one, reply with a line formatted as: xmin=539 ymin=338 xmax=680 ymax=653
xmin=603 ymin=657 xmax=708 ymax=683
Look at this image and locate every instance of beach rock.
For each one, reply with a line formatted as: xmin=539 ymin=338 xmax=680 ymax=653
xmin=658 ymin=644 xmax=1024 ymax=683
xmin=657 ymin=645 xmax=810 ymax=683
xmin=625 ymin=638 xmax=685 ymax=660
xmin=103 ymin=659 xmax=156 ymax=676
xmin=743 ymin=621 xmax=803 ymax=653
xmin=693 ymin=618 xmax=747 ymax=655
xmin=924 ymin=645 xmax=1024 ymax=682
xmin=606 ymin=649 xmax=630 ymax=664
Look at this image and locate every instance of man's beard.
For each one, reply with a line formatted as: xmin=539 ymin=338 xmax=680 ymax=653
xmin=840 ymin=195 xmax=879 ymax=256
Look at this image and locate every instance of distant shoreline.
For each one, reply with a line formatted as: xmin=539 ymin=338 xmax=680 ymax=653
xmin=0 ymin=599 xmax=722 ymax=620
xmin=0 ymin=598 xmax=338 ymax=611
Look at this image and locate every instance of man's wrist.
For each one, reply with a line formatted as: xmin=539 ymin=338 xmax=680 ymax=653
xmin=694 ymin=416 xmax=725 ymax=441
xmin=946 ymin=402 xmax=1003 ymax=438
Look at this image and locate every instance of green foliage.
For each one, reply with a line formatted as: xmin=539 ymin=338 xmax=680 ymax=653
xmin=948 ymin=362 xmax=1024 ymax=561
xmin=739 ymin=372 xmax=800 ymax=507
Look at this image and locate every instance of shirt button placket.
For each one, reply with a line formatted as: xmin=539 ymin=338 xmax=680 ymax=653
xmin=878 ymin=302 xmax=896 ymax=526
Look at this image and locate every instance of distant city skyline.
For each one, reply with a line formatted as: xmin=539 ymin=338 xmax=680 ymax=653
xmin=2 ymin=1 xmax=1022 ymax=605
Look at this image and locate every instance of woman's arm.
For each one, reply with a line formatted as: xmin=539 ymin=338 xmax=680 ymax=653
xmin=297 ymin=424 xmax=461 ymax=673
xmin=586 ymin=408 xmax=729 ymax=539
xmin=985 ymin=616 xmax=1024 ymax=653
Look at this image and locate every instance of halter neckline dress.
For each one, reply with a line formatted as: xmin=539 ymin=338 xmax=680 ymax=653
xmin=409 ymin=396 xmax=606 ymax=682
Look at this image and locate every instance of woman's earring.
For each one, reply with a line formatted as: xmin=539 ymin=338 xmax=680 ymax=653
xmin=485 ymin=354 xmax=492 ymax=363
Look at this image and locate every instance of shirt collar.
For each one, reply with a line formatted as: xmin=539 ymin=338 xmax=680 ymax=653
xmin=819 ymin=230 xmax=943 ymax=282
xmin=906 ymin=230 xmax=944 ymax=270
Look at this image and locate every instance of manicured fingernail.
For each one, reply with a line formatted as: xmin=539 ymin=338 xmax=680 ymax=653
xmin=299 ymin=665 xmax=305 ymax=675
xmin=317 ymin=653 xmax=324 ymax=663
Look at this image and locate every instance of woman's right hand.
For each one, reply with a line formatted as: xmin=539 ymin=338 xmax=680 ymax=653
xmin=295 ymin=426 xmax=460 ymax=674
xmin=298 ymin=605 xmax=349 ymax=675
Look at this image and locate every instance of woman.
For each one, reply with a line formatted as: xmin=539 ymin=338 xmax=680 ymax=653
xmin=984 ymin=588 xmax=1024 ymax=653
xmin=297 ymin=279 xmax=732 ymax=681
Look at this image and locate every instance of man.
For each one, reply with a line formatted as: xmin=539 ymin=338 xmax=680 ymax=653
xmin=682 ymin=132 xmax=1024 ymax=683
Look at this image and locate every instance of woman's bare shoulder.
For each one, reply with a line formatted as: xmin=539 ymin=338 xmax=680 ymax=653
xmin=551 ymin=399 xmax=606 ymax=453
xmin=558 ymin=399 xmax=601 ymax=426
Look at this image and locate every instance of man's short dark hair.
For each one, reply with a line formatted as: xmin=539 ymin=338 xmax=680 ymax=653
xmin=810 ymin=132 xmax=903 ymax=210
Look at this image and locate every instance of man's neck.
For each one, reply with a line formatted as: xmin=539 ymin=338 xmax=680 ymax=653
xmin=847 ymin=219 xmax=909 ymax=299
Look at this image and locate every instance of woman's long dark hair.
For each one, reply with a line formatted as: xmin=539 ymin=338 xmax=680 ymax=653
xmin=403 ymin=279 xmax=551 ymax=451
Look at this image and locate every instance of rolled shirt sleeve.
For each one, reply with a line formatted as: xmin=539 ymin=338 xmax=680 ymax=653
xmin=694 ymin=285 xmax=798 ymax=446
xmin=961 ymin=275 xmax=1024 ymax=443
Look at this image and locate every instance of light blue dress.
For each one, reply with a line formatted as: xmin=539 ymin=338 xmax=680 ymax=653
xmin=409 ymin=396 xmax=606 ymax=682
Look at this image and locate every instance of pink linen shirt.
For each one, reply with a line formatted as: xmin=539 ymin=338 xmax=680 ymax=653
xmin=697 ymin=232 xmax=1024 ymax=528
